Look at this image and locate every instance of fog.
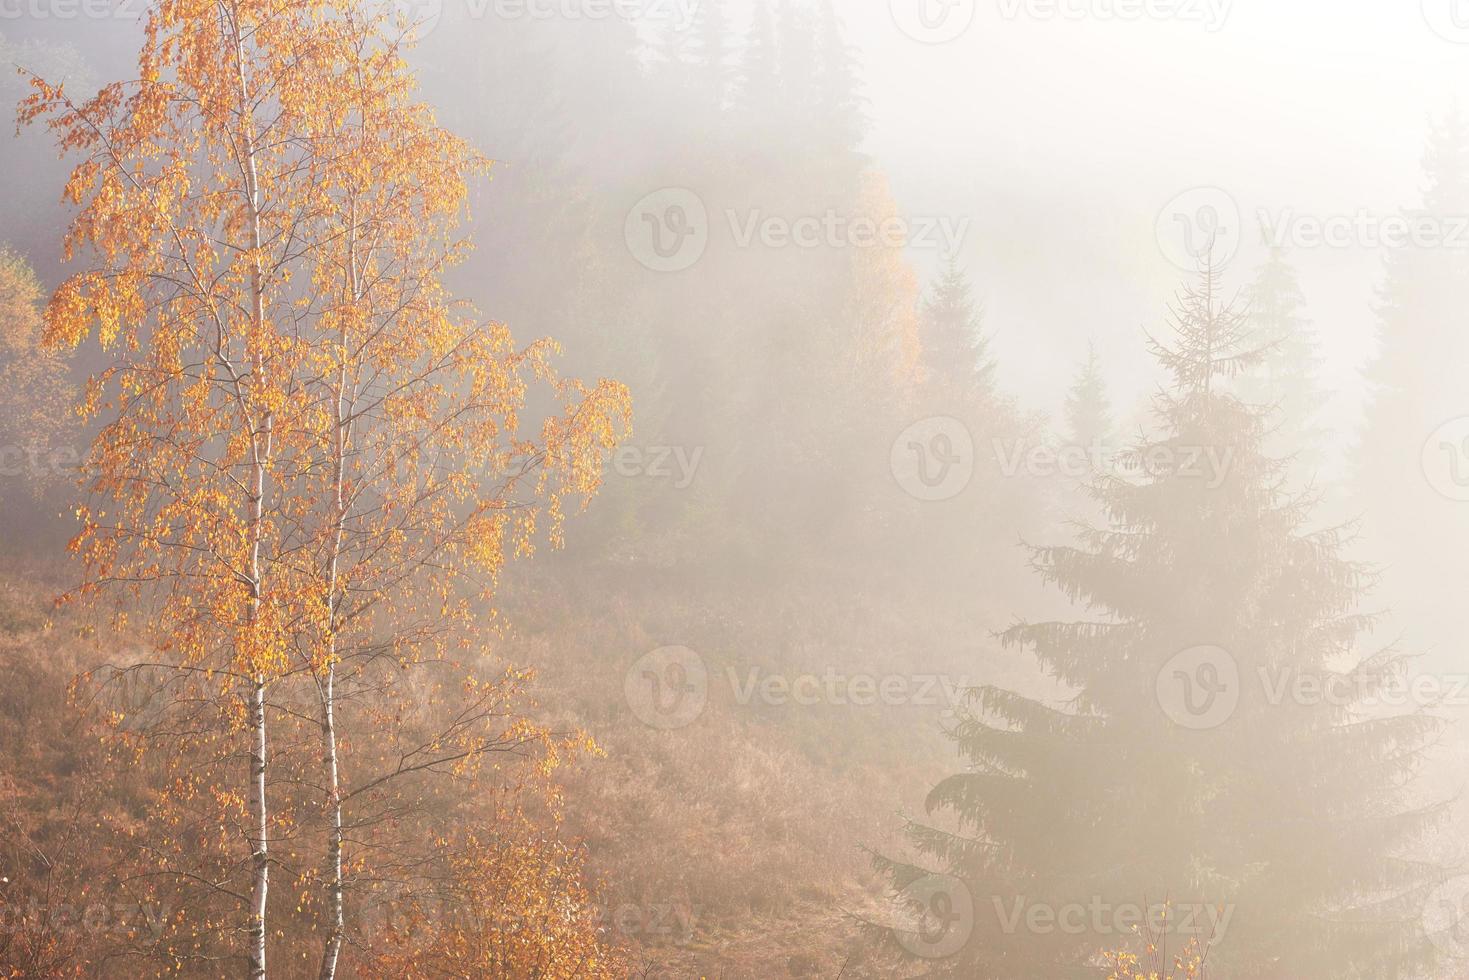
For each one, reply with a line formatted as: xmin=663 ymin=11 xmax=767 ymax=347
xmin=2 ymin=0 xmax=1469 ymax=977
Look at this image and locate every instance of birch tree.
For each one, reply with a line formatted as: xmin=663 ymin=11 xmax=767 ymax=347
xmin=22 ymin=1 xmax=629 ymax=974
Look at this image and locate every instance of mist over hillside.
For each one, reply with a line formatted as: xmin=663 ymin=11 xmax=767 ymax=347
xmin=3 ymin=1 xmax=1469 ymax=977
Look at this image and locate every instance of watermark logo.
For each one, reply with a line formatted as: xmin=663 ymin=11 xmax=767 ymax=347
xmin=392 ymin=0 xmax=443 ymax=36
xmin=891 ymin=416 xmax=975 ymax=502
xmin=610 ymin=445 xmax=703 ymax=489
xmin=726 ymin=209 xmax=968 ymax=253
xmin=588 ymin=902 xmax=696 ymax=946
xmin=893 ymin=874 xmax=975 ymax=959
xmin=890 ymin=0 xmax=977 ymax=44
xmin=728 ymin=668 xmax=969 ymax=710
xmin=1157 ymin=653 xmax=1469 ymax=730
xmin=1156 ymin=645 xmax=1240 ymax=730
xmin=1258 ymin=208 xmax=1469 ymax=250
xmin=992 ymin=897 xmax=1231 ymax=939
xmin=996 ymin=0 xmax=1231 ymax=31
xmin=1425 ymin=876 xmax=1469 ymax=959
xmin=360 ymin=880 xmax=444 ymax=945
xmin=1423 ymin=0 xmax=1469 ymax=43
xmin=1157 ymin=187 xmax=1241 ymax=271
xmin=0 ymin=444 xmax=80 ymax=480
xmin=625 ymin=656 xmax=970 ymax=728
xmin=993 ymin=438 xmax=1234 ymax=488
xmin=1423 ymin=417 xmax=1469 ymax=502
xmin=625 ymin=188 xmax=710 ymax=273
xmin=626 ymin=191 xmax=964 ymax=271
xmin=0 ymin=0 xmax=145 ymax=21
xmin=624 ymin=646 xmax=709 ymax=730
xmin=0 ymin=900 xmax=169 ymax=943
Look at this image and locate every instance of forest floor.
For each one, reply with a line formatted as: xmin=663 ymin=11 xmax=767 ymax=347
xmin=0 ymin=548 xmax=1067 ymax=977
xmin=489 ymin=558 xmax=1048 ymax=976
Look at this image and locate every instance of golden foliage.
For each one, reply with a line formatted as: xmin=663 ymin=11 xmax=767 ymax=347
xmin=0 ymin=248 xmax=77 ymax=497
xmin=21 ymin=0 xmax=629 ymax=970
xmin=1101 ymin=923 xmax=1213 ymax=979
xmin=365 ymin=827 xmax=628 ymax=979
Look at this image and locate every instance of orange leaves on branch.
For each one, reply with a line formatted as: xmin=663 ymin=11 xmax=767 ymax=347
xmin=0 ymin=248 xmax=78 ymax=499
xmin=24 ymin=0 xmax=629 ymax=969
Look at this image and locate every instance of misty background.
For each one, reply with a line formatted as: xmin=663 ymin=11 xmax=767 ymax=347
xmin=4 ymin=0 xmax=1469 ymax=976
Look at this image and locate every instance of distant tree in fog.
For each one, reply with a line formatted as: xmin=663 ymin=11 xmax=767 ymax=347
xmin=920 ymin=255 xmax=997 ymax=408
xmin=0 ymin=247 xmax=75 ymax=501
xmin=692 ymin=0 xmax=732 ymax=109
xmin=1063 ymin=340 xmax=1112 ymax=451
xmin=1236 ymin=247 xmax=1325 ymax=486
xmin=875 ymin=261 xmax=1448 ymax=979
xmin=1353 ymin=108 xmax=1469 ymax=664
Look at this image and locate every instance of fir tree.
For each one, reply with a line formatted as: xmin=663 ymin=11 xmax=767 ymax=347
xmin=1063 ymin=341 xmax=1113 ymax=451
xmin=775 ymin=0 xmax=815 ymax=111
xmin=1234 ymin=247 xmax=1325 ymax=485
xmin=877 ymin=261 xmax=1448 ymax=979
xmin=651 ymin=20 xmax=694 ymax=78
xmin=737 ymin=0 xmax=780 ymax=120
xmin=813 ymin=0 xmax=865 ymax=157
xmin=919 ymin=255 xmax=996 ymax=408
xmin=691 ymin=0 xmax=730 ymax=110
xmin=1362 ymin=108 xmax=1469 ymax=461
xmin=1355 ymin=108 xmax=1469 ymax=662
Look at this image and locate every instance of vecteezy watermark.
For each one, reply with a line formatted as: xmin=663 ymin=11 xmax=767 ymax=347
xmin=1258 ymin=208 xmax=1469 ymax=250
xmin=993 ymin=438 xmax=1234 ymax=489
xmin=1425 ymin=876 xmax=1469 ymax=959
xmin=1423 ymin=0 xmax=1469 ymax=44
xmin=1256 ymin=667 xmax=1469 ymax=711
xmin=0 ymin=900 xmax=170 ymax=943
xmin=625 ymin=189 xmax=969 ymax=273
xmin=587 ymin=902 xmax=696 ymax=946
xmin=893 ymin=874 xmax=975 ymax=959
xmin=996 ymin=0 xmax=1231 ymax=31
xmin=624 ymin=646 xmax=709 ymax=730
xmin=0 ymin=0 xmax=147 ymax=19
xmin=389 ymin=0 xmax=700 ymax=38
xmin=363 ymin=893 xmax=696 ymax=947
xmin=609 ymin=445 xmax=703 ymax=490
xmin=1157 ymin=647 xmax=1469 ymax=730
xmin=1423 ymin=417 xmax=1469 ymax=502
xmin=391 ymin=0 xmax=444 ymax=36
xmin=625 ymin=188 xmax=710 ymax=273
xmin=1156 ymin=187 xmax=1242 ymax=271
xmin=891 ymin=416 xmax=975 ymax=502
xmin=992 ymin=897 xmax=1232 ymax=940
xmin=0 ymin=0 xmax=695 ymax=31
xmin=890 ymin=0 xmax=977 ymax=44
xmin=1157 ymin=645 xmax=1240 ymax=730
xmin=0 ymin=444 xmax=80 ymax=480
xmin=728 ymin=667 xmax=970 ymax=710
xmin=725 ymin=209 xmax=969 ymax=254
xmin=623 ymin=647 xmax=973 ymax=729
xmin=475 ymin=0 xmax=697 ymax=26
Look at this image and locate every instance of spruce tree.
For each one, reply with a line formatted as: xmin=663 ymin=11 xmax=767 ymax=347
xmin=691 ymin=0 xmax=730 ymax=110
xmin=651 ymin=20 xmax=694 ymax=78
xmin=1064 ymin=341 xmax=1113 ymax=452
xmin=1236 ymin=247 xmax=1325 ymax=485
xmin=775 ymin=0 xmax=815 ymax=112
xmin=1355 ymin=108 xmax=1469 ymax=662
xmin=813 ymin=0 xmax=865 ymax=158
xmin=877 ymin=261 xmax=1447 ymax=979
xmin=919 ymin=255 xmax=997 ymax=408
xmin=1360 ymin=108 xmax=1469 ymax=479
xmin=737 ymin=0 xmax=781 ymax=121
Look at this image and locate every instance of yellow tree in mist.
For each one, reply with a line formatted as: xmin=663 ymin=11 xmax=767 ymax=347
xmin=0 ymin=247 xmax=76 ymax=498
xmin=21 ymin=1 xmax=629 ymax=976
